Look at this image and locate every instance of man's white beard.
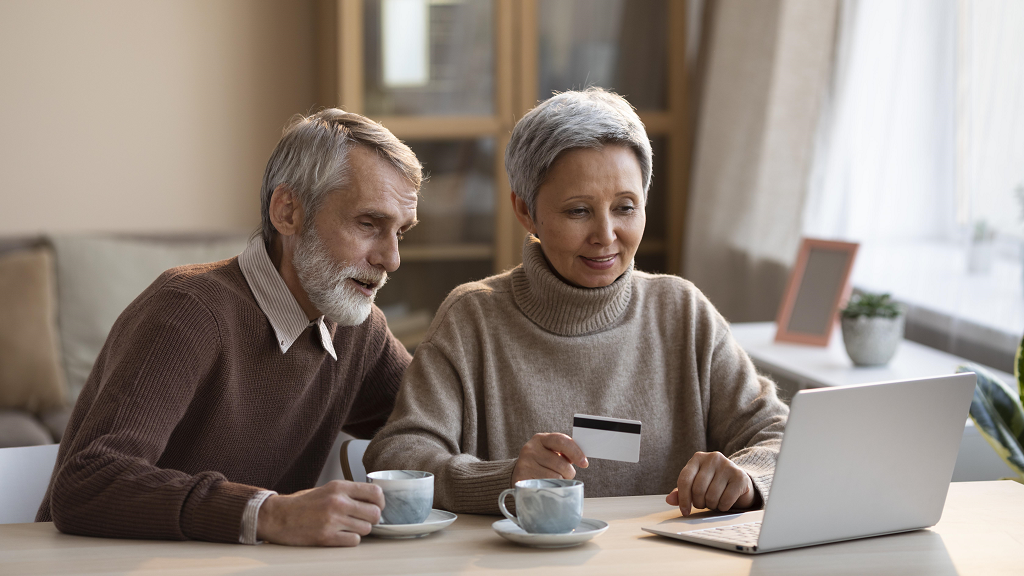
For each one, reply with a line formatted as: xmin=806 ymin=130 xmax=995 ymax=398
xmin=293 ymin=227 xmax=387 ymax=327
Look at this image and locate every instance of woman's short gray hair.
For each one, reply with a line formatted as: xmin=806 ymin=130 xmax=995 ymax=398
xmin=260 ymin=108 xmax=422 ymax=245
xmin=505 ymin=87 xmax=652 ymax=218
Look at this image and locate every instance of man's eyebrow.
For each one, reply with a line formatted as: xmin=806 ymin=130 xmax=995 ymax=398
xmin=358 ymin=210 xmax=391 ymax=220
xmin=358 ymin=210 xmax=418 ymax=229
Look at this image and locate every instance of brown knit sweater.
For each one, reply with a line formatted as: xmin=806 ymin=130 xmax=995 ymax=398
xmin=36 ymin=257 xmax=410 ymax=543
xmin=365 ymin=236 xmax=789 ymax=514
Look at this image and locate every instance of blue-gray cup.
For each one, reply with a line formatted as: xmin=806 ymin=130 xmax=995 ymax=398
xmin=367 ymin=470 xmax=433 ymax=525
xmin=498 ymin=479 xmax=583 ymax=534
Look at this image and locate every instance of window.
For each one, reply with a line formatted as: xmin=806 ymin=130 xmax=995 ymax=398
xmin=804 ymin=0 xmax=1024 ymax=342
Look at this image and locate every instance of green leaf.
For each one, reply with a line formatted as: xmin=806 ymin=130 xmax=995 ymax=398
xmin=957 ymin=365 xmax=1024 ymax=482
xmin=1016 ymin=334 xmax=1023 ymax=401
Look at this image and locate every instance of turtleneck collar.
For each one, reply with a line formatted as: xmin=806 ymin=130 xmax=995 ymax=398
xmin=511 ymin=235 xmax=634 ymax=337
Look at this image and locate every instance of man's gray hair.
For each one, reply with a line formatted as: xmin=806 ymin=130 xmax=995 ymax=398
xmin=260 ymin=108 xmax=422 ymax=246
xmin=505 ymin=87 xmax=652 ymax=218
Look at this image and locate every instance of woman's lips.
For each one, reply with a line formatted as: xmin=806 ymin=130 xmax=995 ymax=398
xmin=580 ymin=254 xmax=618 ymax=271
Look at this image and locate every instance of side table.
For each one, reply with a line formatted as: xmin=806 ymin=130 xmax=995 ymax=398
xmin=730 ymin=322 xmax=1017 ymax=482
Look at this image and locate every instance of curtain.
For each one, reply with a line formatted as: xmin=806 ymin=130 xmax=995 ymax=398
xmin=683 ymin=0 xmax=840 ymax=322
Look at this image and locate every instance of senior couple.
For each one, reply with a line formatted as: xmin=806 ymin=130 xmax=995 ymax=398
xmin=38 ymin=88 xmax=788 ymax=546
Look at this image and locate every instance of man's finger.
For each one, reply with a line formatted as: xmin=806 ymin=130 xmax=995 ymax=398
xmin=335 ymin=496 xmax=383 ymax=525
xmin=335 ymin=516 xmax=375 ymax=536
xmin=320 ymin=530 xmax=362 ymax=547
xmin=540 ymin=434 xmax=588 ymax=466
xmin=340 ymin=481 xmax=386 ymax=508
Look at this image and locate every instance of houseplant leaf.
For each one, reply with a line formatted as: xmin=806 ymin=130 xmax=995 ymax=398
xmin=956 ymin=365 xmax=1024 ymax=482
xmin=1016 ymin=334 xmax=1023 ymax=400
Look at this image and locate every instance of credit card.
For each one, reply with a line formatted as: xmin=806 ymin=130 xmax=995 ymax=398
xmin=571 ymin=414 xmax=642 ymax=463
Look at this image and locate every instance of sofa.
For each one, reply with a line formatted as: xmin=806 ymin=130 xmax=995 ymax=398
xmin=0 ymin=234 xmax=248 ymax=448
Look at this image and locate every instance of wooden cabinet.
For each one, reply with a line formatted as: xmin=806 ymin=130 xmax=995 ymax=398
xmin=317 ymin=0 xmax=690 ymax=346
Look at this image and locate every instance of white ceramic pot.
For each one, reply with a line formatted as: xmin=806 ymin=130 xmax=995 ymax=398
xmin=841 ymin=314 xmax=905 ymax=367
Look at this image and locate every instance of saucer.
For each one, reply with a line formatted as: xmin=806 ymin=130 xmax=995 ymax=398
xmin=369 ymin=509 xmax=457 ymax=539
xmin=492 ymin=518 xmax=609 ymax=548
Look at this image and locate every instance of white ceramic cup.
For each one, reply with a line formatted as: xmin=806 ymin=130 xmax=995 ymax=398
xmin=367 ymin=470 xmax=434 ymax=525
xmin=498 ymin=479 xmax=583 ymax=534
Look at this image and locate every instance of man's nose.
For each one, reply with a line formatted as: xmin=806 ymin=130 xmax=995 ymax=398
xmin=370 ymin=235 xmax=401 ymax=273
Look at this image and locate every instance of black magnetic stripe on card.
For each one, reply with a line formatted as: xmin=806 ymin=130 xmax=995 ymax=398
xmin=573 ymin=417 xmax=641 ymax=435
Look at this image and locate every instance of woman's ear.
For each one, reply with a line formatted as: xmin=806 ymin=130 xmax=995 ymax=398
xmin=511 ymin=192 xmax=538 ymax=236
xmin=269 ymin=184 xmax=305 ymax=238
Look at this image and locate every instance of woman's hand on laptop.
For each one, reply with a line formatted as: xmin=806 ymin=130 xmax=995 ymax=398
xmin=666 ymin=451 xmax=755 ymax=517
xmin=512 ymin=433 xmax=589 ymax=484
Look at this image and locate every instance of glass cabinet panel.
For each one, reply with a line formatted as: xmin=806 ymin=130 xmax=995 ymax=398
xmin=364 ymin=0 xmax=495 ymax=116
xmin=636 ymin=136 xmax=668 ymax=273
xmin=402 ymin=138 xmax=496 ymax=246
xmin=537 ymin=0 xmax=669 ymax=110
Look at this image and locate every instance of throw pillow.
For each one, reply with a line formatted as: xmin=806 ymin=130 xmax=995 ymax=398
xmin=50 ymin=235 xmax=248 ymax=401
xmin=0 ymin=248 xmax=67 ymax=414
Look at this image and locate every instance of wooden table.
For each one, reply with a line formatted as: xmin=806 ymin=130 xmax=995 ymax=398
xmin=2 ymin=482 xmax=1021 ymax=575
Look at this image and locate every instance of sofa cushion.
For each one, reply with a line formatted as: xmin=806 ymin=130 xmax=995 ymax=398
xmin=0 ymin=410 xmax=54 ymax=447
xmin=0 ymin=248 xmax=67 ymax=414
xmin=50 ymin=235 xmax=248 ymax=400
xmin=39 ymin=405 xmax=74 ymax=443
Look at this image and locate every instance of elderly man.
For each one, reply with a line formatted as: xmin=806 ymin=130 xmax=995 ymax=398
xmin=36 ymin=109 xmax=421 ymax=547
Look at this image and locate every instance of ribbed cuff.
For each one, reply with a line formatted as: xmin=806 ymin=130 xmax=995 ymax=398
xmin=239 ymin=490 xmax=277 ymax=545
xmin=182 ymin=481 xmax=262 ymax=543
xmin=730 ymin=448 xmax=778 ymax=505
xmin=445 ymin=458 xmax=517 ymax=514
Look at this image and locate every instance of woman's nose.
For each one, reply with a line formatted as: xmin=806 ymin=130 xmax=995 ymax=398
xmin=590 ymin=214 xmax=616 ymax=246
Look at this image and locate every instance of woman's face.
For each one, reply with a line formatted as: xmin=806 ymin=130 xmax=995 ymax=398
xmin=513 ymin=145 xmax=646 ymax=288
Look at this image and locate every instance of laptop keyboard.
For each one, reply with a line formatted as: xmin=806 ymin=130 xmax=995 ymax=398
xmin=686 ymin=521 xmax=762 ymax=547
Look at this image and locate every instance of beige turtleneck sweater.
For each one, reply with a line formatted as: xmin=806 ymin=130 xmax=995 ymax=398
xmin=365 ymin=237 xmax=789 ymax=514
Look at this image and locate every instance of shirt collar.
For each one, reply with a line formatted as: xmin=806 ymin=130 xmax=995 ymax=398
xmin=238 ymin=235 xmax=337 ymax=360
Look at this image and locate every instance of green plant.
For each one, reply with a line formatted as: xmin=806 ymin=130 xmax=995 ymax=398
xmin=840 ymin=292 xmax=901 ymax=319
xmin=956 ymin=333 xmax=1024 ymax=484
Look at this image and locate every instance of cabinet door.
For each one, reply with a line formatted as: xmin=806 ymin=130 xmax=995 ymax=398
xmin=328 ymin=0 xmax=688 ymax=346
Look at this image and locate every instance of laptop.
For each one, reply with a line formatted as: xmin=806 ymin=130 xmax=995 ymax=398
xmin=642 ymin=372 xmax=976 ymax=554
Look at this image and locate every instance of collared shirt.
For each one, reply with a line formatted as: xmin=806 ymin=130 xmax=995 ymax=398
xmin=238 ymin=235 xmax=337 ymax=361
xmin=235 ymin=235 xmax=338 ymax=544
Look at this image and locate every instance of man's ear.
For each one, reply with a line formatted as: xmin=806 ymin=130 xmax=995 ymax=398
xmin=269 ymin=184 xmax=305 ymax=237
xmin=511 ymin=192 xmax=538 ymax=236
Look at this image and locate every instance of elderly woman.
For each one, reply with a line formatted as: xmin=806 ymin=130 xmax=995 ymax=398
xmin=365 ymin=88 xmax=788 ymax=517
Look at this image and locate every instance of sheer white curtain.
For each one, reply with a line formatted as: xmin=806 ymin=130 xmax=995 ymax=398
xmin=804 ymin=0 xmax=1024 ymax=368
xmin=803 ymin=0 xmax=958 ymax=242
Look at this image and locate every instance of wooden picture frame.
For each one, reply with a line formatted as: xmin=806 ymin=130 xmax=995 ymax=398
xmin=774 ymin=238 xmax=859 ymax=346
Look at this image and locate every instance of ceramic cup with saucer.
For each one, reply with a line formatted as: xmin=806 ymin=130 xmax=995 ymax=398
xmin=367 ymin=470 xmax=433 ymax=525
xmin=498 ymin=478 xmax=583 ymax=534
xmin=370 ymin=509 xmax=457 ymax=539
xmin=492 ymin=517 xmax=609 ymax=548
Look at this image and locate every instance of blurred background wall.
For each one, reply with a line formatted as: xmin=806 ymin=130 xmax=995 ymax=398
xmin=0 ymin=0 xmax=318 ymax=235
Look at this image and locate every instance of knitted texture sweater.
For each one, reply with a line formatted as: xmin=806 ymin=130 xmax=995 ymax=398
xmin=365 ymin=237 xmax=789 ymax=514
xmin=36 ymin=257 xmax=410 ymax=542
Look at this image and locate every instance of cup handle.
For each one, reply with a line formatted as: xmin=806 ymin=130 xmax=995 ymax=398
xmin=498 ymin=488 xmax=521 ymax=528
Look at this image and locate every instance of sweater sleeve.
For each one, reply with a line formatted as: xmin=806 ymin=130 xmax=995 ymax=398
xmin=703 ymin=310 xmax=790 ymax=504
xmin=364 ymin=340 xmax=514 ymax=514
xmin=342 ymin=307 xmax=412 ymax=439
xmin=48 ymin=286 xmax=261 ymax=543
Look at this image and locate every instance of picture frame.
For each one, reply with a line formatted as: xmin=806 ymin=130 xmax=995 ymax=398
xmin=774 ymin=238 xmax=859 ymax=346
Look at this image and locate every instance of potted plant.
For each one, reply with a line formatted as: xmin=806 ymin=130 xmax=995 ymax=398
xmin=840 ymin=292 xmax=904 ymax=366
xmin=957 ymin=334 xmax=1024 ymax=484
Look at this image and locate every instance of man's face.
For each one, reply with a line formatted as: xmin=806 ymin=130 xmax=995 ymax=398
xmin=293 ymin=145 xmax=418 ymax=326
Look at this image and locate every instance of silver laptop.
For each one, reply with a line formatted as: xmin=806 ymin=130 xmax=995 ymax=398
xmin=642 ymin=373 xmax=976 ymax=554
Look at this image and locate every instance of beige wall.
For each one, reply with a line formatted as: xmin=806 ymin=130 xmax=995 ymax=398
xmin=0 ymin=0 xmax=317 ymax=236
